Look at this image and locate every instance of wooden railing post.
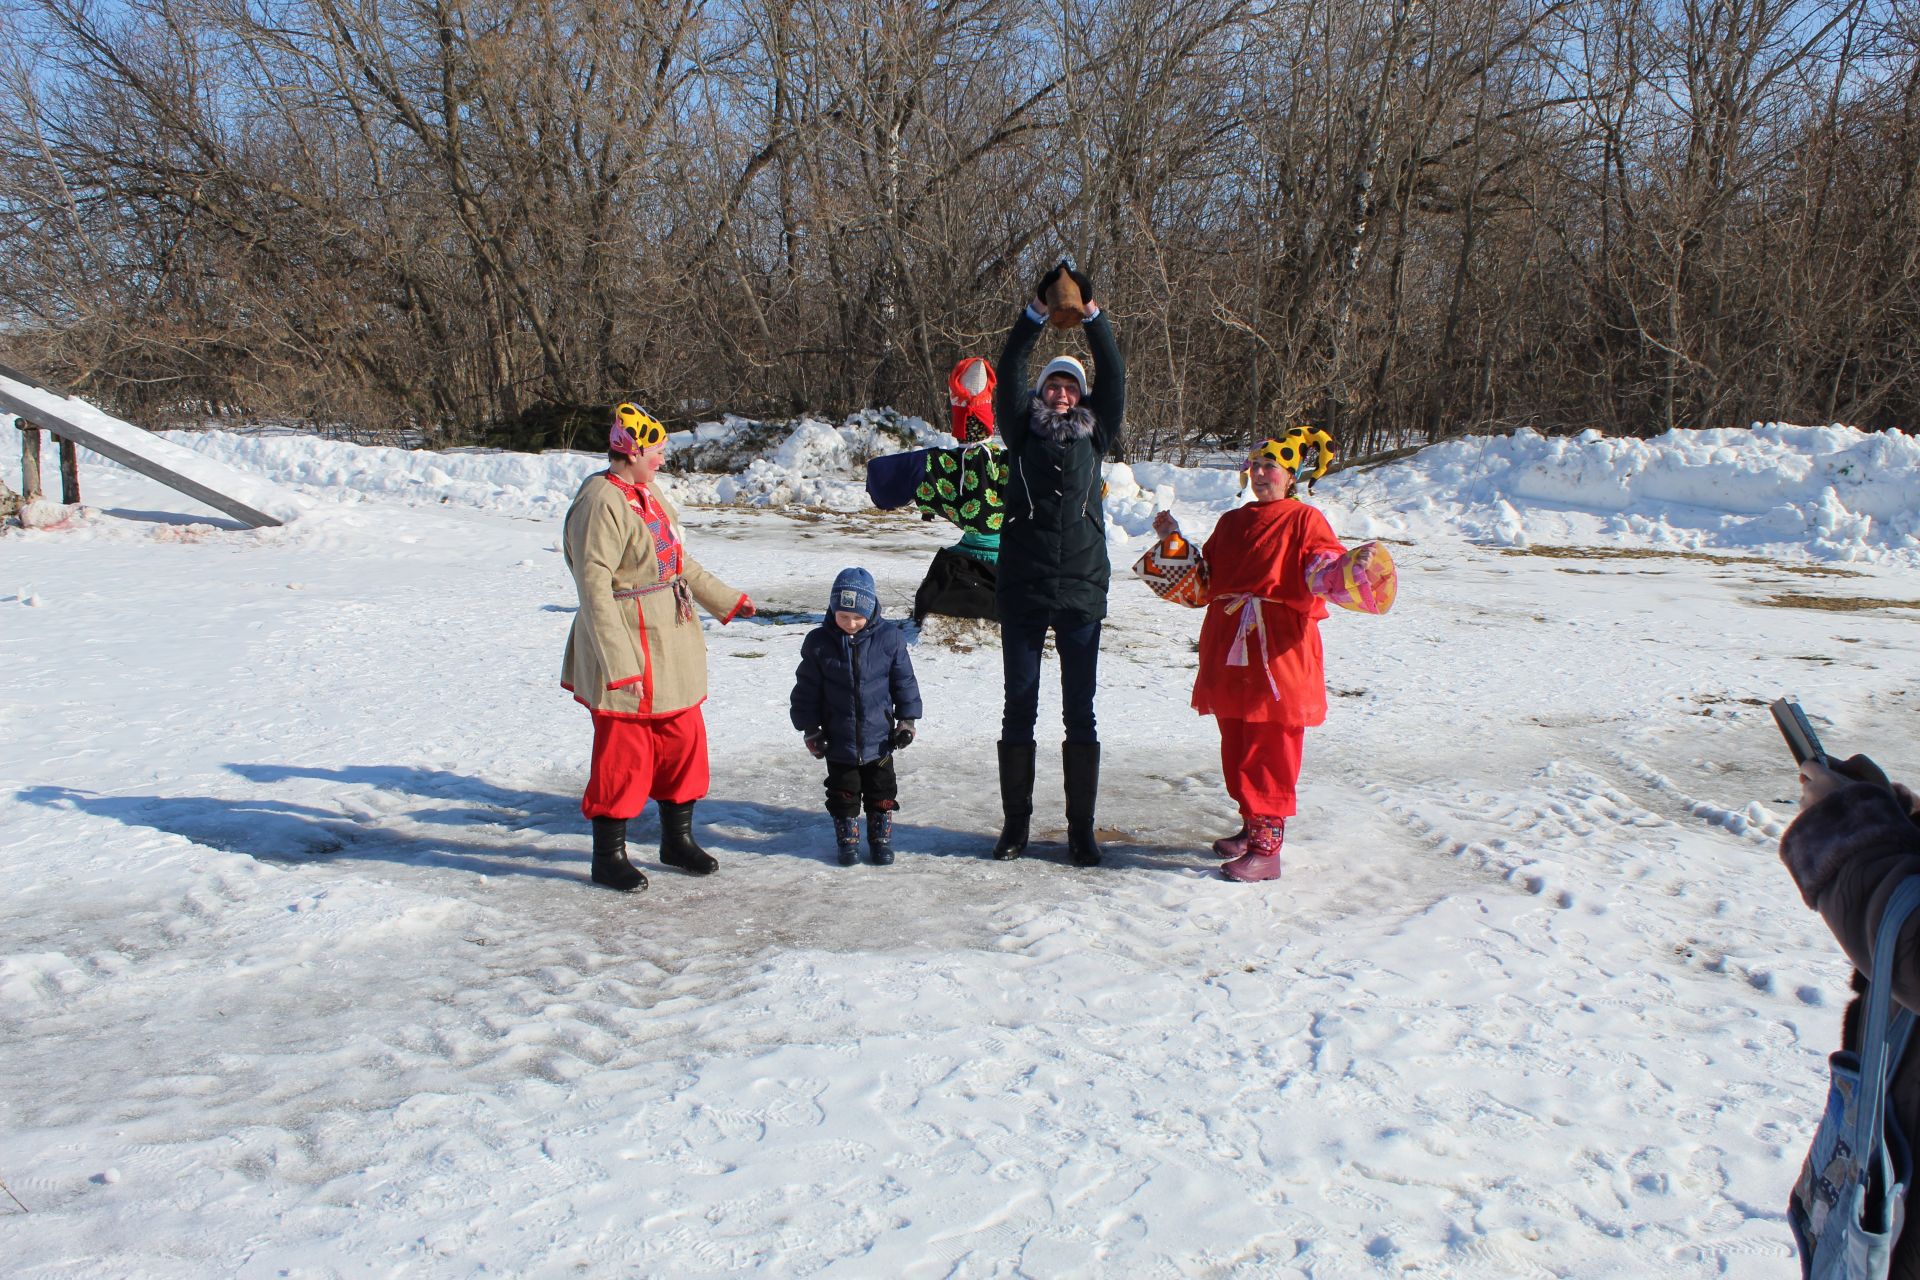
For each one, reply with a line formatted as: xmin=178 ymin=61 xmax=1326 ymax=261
xmin=19 ymin=422 xmax=42 ymax=502
xmin=58 ymin=436 xmax=80 ymax=504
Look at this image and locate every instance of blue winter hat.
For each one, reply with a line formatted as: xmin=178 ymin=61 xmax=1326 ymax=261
xmin=828 ymin=567 xmax=879 ymax=621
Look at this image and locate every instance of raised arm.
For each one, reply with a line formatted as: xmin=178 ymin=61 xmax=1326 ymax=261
xmin=994 ymin=305 xmax=1045 ymax=451
xmin=1082 ymin=310 xmax=1126 ymax=456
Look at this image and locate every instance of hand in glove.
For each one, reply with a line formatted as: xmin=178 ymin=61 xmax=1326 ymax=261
xmin=890 ymin=720 xmax=916 ymax=751
xmin=1033 ymin=261 xmax=1063 ymax=304
xmin=1781 ymin=754 xmax=1918 ymax=906
xmin=1067 ymin=265 xmax=1094 ymax=306
xmin=1034 ymin=260 xmax=1094 ymax=328
xmin=804 ymin=730 xmax=828 ymax=759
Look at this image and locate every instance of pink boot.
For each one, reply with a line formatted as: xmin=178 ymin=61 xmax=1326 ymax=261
xmin=1222 ymin=818 xmax=1285 ymax=883
xmin=1211 ymin=823 xmax=1250 ymax=858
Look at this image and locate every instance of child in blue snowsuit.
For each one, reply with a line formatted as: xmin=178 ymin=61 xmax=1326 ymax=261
xmin=790 ymin=567 xmax=923 ymax=866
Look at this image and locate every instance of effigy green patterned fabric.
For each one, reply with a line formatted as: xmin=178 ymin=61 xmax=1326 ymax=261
xmin=914 ymin=444 xmax=1009 ymax=538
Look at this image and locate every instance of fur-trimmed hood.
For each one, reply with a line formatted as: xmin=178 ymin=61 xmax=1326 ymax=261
xmin=1027 ymin=396 xmax=1098 ymax=442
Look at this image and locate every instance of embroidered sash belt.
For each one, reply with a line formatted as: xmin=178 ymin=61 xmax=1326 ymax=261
xmin=1218 ymin=593 xmax=1282 ymax=701
xmin=614 ymin=576 xmax=696 ymax=622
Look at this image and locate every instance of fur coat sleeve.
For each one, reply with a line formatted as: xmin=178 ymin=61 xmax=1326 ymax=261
xmin=1785 ymin=781 xmax=1920 ymax=1009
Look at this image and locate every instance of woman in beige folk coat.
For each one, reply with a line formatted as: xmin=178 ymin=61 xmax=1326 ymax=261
xmin=562 ymin=404 xmax=753 ymax=891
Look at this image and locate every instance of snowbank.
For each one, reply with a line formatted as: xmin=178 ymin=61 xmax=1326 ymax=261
xmin=1310 ymin=424 xmax=1920 ymax=566
xmin=131 ymin=416 xmax=1920 ymax=567
xmin=0 ymin=390 xmax=307 ymax=526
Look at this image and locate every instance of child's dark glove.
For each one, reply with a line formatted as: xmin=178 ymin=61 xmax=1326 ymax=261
xmin=890 ymin=720 xmax=916 ymax=751
xmin=804 ymin=730 xmax=828 ymax=759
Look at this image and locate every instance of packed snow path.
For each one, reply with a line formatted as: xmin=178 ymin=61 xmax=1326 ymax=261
xmin=2 ymin=436 xmax=1917 ymax=1277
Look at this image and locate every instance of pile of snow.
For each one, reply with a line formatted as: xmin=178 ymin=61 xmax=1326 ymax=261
xmin=1112 ymin=423 xmax=1920 ymax=567
xmin=158 ymin=428 xmax=603 ymax=523
xmin=687 ymin=410 xmax=942 ymax=510
xmin=149 ymin=409 xmax=946 ymax=520
xmin=110 ymin=415 xmax=1920 ymax=567
xmin=1311 ymin=424 xmax=1920 ymax=566
xmin=16 ymin=498 xmax=81 ymax=531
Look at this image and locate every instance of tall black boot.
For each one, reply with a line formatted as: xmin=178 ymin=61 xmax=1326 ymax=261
xmin=991 ymin=740 xmax=1035 ymax=860
xmin=1063 ymin=741 xmax=1103 ymax=867
xmin=658 ymin=801 xmax=718 ymax=875
xmin=591 ymin=817 xmax=647 ymax=892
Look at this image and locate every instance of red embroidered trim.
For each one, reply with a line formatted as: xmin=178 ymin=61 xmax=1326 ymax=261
xmin=635 ymin=600 xmax=653 ymax=710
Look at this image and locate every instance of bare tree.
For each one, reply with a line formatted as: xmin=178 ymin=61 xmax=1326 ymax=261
xmin=1 ymin=0 xmax=1912 ymax=450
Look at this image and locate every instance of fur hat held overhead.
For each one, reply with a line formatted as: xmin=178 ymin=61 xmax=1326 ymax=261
xmin=829 ymin=566 xmax=879 ymax=621
xmin=1037 ymin=259 xmax=1094 ymax=329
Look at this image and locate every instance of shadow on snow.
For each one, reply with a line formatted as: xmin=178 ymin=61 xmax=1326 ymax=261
xmin=17 ymin=762 xmax=1204 ymax=879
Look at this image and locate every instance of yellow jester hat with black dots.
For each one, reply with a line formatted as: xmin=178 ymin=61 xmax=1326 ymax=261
xmin=1240 ymin=425 xmax=1336 ymax=494
xmin=610 ymin=402 xmax=668 ymax=456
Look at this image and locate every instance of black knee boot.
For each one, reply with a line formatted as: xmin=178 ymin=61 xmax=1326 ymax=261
xmin=991 ymin=740 xmax=1035 ymax=860
xmin=658 ymin=801 xmax=718 ymax=875
xmin=1063 ymin=741 xmax=1102 ymax=867
xmin=591 ymin=817 xmax=647 ymax=892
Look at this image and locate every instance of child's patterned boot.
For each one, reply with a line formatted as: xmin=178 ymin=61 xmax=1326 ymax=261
xmin=833 ymin=816 xmax=860 ymax=867
xmin=1211 ymin=822 xmax=1250 ymax=858
xmin=1222 ymin=818 xmax=1285 ymax=883
xmin=866 ymin=808 xmax=895 ymax=866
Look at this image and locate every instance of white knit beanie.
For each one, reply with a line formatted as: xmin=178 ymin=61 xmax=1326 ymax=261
xmin=1034 ymin=356 xmax=1089 ymax=397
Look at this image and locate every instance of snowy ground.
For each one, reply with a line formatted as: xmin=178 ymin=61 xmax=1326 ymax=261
xmin=2 ymin=419 xmax=1918 ymax=1277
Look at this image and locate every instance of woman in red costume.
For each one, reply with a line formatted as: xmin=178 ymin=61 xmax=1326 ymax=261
xmin=1154 ymin=431 xmax=1391 ymax=882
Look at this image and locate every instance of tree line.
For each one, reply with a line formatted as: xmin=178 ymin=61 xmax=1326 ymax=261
xmin=0 ymin=0 xmax=1914 ymax=458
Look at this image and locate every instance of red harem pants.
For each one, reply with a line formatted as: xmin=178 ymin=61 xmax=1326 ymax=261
xmin=581 ymin=704 xmax=710 ymax=820
xmin=1216 ymin=717 xmax=1305 ymax=819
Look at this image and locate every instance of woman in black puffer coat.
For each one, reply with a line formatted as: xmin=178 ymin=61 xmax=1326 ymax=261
xmin=988 ymin=262 xmax=1125 ymax=868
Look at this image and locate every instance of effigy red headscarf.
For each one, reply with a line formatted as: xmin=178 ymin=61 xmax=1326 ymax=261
xmin=949 ymin=357 xmax=996 ymax=443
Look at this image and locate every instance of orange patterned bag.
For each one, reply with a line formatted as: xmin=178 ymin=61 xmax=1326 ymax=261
xmin=1132 ymin=530 xmax=1209 ymax=608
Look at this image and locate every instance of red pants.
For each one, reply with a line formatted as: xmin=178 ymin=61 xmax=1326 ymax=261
xmin=1217 ymin=717 xmax=1305 ymax=819
xmin=581 ymin=705 xmax=710 ymax=820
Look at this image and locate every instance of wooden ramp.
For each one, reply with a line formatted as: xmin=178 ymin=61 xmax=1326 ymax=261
xmin=0 ymin=363 xmax=297 ymax=528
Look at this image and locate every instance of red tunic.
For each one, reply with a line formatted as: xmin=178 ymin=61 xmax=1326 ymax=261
xmin=1191 ymin=500 xmax=1347 ymax=726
